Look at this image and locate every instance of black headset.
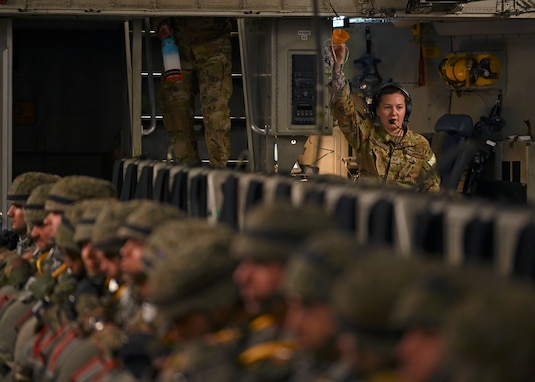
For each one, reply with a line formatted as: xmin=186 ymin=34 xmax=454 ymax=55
xmin=370 ymin=81 xmax=412 ymax=123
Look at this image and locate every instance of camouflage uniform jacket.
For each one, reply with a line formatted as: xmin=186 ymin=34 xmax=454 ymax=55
xmin=330 ymin=82 xmax=441 ymax=192
xmin=157 ymin=328 xmax=242 ymax=382
xmin=290 ymin=351 xmax=360 ymax=382
xmin=172 ymin=17 xmax=232 ymax=45
xmin=363 ymin=370 xmax=403 ymax=382
xmin=16 ymin=234 xmax=35 ymax=256
xmin=237 ymin=313 xmax=296 ymax=382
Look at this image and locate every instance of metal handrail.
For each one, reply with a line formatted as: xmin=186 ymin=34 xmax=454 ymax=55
xmin=142 ymin=17 xmax=157 ymax=136
xmin=238 ymin=19 xmax=271 ymax=138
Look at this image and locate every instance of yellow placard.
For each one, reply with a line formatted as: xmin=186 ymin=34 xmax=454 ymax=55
xmin=423 ymin=46 xmax=441 ymax=59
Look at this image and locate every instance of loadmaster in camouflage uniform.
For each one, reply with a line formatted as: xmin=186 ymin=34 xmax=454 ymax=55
xmin=325 ymin=43 xmax=440 ymax=192
xmin=156 ymin=17 xmax=233 ymax=168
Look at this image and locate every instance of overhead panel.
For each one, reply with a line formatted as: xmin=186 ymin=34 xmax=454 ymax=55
xmin=0 ymin=0 xmax=532 ymax=18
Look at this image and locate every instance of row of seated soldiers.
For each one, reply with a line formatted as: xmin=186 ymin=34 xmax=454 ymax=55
xmin=0 ymin=171 xmax=534 ymax=382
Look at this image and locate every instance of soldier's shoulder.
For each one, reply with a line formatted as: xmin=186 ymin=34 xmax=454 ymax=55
xmin=366 ymin=370 xmax=403 ymax=382
xmin=322 ymin=360 xmax=362 ymax=382
xmin=160 ymin=340 xmax=240 ymax=382
xmin=407 ymin=130 xmax=432 ymax=149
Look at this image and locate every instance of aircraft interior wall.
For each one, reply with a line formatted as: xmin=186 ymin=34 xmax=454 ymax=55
xmin=340 ymin=20 xmax=535 ymax=139
xmin=4 ymin=15 xmax=535 ymax=202
xmin=297 ymin=18 xmax=535 ymax=201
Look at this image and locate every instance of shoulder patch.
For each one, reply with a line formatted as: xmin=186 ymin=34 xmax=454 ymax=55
xmin=428 ymin=153 xmax=437 ymax=167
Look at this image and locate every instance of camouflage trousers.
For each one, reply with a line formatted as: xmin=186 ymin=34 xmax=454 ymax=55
xmin=159 ymin=35 xmax=233 ymax=168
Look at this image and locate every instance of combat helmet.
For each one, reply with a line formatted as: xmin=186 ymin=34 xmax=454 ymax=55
xmin=147 ymin=225 xmax=238 ymax=321
xmin=231 ymin=203 xmax=338 ymax=263
xmin=23 ymin=183 xmax=57 ymax=232
xmin=283 ymin=230 xmax=360 ymax=303
xmin=7 ymin=172 xmax=61 ymax=207
xmin=117 ymin=200 xmax=186 ymax=242
xmin=143 ymin=218 xmax=231 ymax=271
xmin=331 ymin=248 xmax=426 ymax=357
xmin=390 ymin=264 xmax=508 ymax=331
xmin=91 ymin=200 xmax=149 ymax=254
xmin=444 ymin=281 xmax=535 ymax=382
xmin=57 ymin=198 xmax=118 ymax=254
xmin=45 ymin=175 xmax=117 ymax=213
xmin=73 ymin=198 xmax=119 ymax=245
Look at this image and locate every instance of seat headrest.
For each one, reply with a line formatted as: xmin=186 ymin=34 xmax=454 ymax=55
xmin=434 ymin=114 xmax=474 ymax=138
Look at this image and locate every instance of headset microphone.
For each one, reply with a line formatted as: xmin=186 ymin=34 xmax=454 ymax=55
xmin=389 ymin=119 xmax=407 ymax=134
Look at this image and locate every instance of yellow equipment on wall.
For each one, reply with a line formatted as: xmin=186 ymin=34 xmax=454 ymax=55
xmin=439 ymin=52 xmax=502 ymax=90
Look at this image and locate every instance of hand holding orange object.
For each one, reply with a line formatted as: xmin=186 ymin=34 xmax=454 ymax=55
xmin=331 ymin=29 xmax=350 ymax=64
xmin=332 ymin=28 xmax=350 ymax=45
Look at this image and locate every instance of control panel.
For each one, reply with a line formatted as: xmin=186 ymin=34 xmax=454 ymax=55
xmin=291 ymin=54 xmax=317 ymax=126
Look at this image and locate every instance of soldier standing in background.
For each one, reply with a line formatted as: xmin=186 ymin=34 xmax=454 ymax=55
xmin=156 ymin=17 xmax=233 ymax=168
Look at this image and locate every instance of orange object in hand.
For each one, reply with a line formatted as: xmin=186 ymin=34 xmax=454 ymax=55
xmin=332 ymin=28 xmax=350 ymax=45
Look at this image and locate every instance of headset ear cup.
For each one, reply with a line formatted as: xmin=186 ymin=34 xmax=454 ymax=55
xmin=405 ymin=95 xmax=412 ymax=123
xmin=370 ymin=97 xmax=378 ymax=119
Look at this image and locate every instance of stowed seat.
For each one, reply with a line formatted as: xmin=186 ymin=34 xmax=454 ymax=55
xmin=432 ymin=114 xmax=478 ymax=191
